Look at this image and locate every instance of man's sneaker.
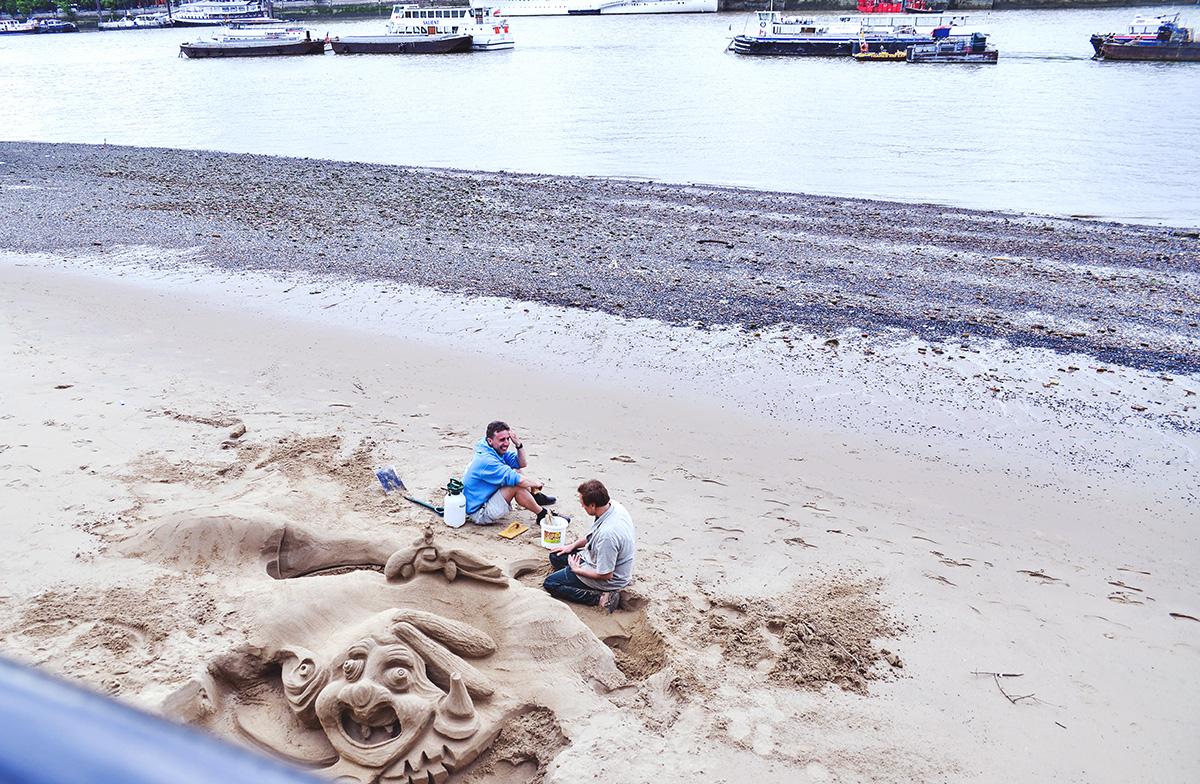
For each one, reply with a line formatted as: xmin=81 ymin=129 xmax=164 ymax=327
xmin=599 ymin=591 xmax=621 ymax=614
xmin=535 ymin=508 xmax=548 ymax=524
xmin=533 ymin=491 xmax=556 ymax=507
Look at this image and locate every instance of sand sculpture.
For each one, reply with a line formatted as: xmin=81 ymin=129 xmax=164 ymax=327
xmin=157 ymin=522 xmax=624 ymax=783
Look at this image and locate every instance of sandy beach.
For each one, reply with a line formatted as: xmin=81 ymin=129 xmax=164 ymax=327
xmin=1 ymin=141 xmax=1198 ymax=783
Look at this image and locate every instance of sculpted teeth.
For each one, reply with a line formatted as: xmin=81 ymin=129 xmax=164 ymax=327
xmin=342 ymin=713 xmax=401 ymax=745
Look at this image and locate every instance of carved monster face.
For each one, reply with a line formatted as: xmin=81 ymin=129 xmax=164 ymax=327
xmin=314 ymin=637 xmax=445 ymax=768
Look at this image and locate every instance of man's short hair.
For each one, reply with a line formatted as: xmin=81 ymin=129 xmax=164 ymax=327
xmin=577 ymin=479 xmax=609 ymax=508
xmin=486 ymin=421 xmax=510 ymax=439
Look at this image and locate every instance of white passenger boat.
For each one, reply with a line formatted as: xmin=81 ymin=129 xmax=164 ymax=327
xmin=329 ymin=4 xmax=513 ymax=54
xmin=394 ymin=4 xmax=513 ymax=51
xmin=490 ymin=0 xmax=715 ymax=17
xmin=171 ymin=0 xmax=277 ymax=27
xmin=729 ymin=11 xmax=972 ymax=56
xmin=98 ymin=12 xmax=174 ymax=30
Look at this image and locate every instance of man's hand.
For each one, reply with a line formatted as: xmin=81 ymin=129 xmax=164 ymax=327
xmin=568 ymin=553 xmax=584 ymax=572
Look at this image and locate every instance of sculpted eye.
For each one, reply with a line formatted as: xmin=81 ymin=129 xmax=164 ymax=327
xmin=342 ymin=658 xmax=365 ymax=681
xmin=383 ymin=666 xmax=410 ymax=691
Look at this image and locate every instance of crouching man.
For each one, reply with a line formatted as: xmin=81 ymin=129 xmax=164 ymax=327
xmin=463 ymin=420 xmax=555 ymax=526
xmin=544 ymin=479 xmax=635 ymax=613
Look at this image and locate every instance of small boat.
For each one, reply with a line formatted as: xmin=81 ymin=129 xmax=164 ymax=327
xmin=0 ymin=19 xmax=38 ymax=34
xmin=729 ymin=11 xmax=970 ymax=57
xmin=99 ymin=13 xmax=174 ymax=30
xmin=180 ymin=25 xmax=327 ymax=57
xmin=1 ymin=17 xmax=77 ymax=33
xmin=329 ymin=3 xmax=512 ymax=54
xmin=1090 ymin=13 xmax=1200 ymax=62
xmin=906 ymin=31 xmax=998 ymax=63
xmin=171 ymin=0 xmax=278 ymax=27
xmin=901 ymin=0 xmax=948 ymax=14
xmin=31 ymin=18 xmax=79 ymax=33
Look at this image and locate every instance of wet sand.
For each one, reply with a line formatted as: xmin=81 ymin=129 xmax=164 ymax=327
xmin=3 ymin=141 xmax=1197 ymax=373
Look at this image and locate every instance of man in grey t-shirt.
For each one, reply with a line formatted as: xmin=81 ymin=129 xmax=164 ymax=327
xmin=544 ymin=479 xmax=635 ymax=613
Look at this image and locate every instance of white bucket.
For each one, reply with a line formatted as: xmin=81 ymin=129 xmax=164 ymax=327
xmin=540 ymin=514 xmax=568 ymax=550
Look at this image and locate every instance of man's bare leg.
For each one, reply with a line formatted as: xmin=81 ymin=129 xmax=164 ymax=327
xmin=500 ymin=485 xmax=544 ymax=516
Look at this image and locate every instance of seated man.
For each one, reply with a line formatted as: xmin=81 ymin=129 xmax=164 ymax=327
xmin=462 ymin=421 xmax=555 ymax=526
xmin=543 ymin=479 xmax=635 ymax=613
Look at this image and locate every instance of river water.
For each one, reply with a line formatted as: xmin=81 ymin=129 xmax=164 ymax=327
xmin=1 ymin=5 xmax=1198 ymax=226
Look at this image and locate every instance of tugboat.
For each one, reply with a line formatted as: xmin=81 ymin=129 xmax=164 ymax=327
xmin=1090 ymin=13 xmax=1200 ymax=62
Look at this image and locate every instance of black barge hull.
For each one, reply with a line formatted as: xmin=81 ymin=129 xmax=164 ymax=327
xmin=328 ymin=35 xmax=473 ymax=54
xmin=1094 ymin=41 xmax=1200 ymax=61
xmin=730 ymin=36 xmax=851 ymax=56
xmin=180 ymin=40 xmax=327 ymax=57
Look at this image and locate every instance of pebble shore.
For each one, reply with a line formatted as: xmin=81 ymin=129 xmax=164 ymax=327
xmin=3 ymin=141 xmax=1197 ymax=374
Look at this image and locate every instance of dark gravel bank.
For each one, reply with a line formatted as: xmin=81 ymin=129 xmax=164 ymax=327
xmin=3 ymin=142 xmax=1197 ymax=374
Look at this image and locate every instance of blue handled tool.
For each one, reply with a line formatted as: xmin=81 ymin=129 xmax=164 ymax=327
xmin=374 ymin=466 xmax=443 ymax=516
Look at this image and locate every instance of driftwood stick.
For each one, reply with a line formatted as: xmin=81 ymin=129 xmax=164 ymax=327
xmin=993 ymin=674 xmax=1036 ymax=704
xmin=972 ymin=670 xmax=1025 ymax=678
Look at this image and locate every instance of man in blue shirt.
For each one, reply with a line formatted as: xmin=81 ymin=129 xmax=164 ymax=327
xmin=462 ymin=421 xmax=555 ymax=526
xmin=544 ymin=479 xmax=635 ymax=613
